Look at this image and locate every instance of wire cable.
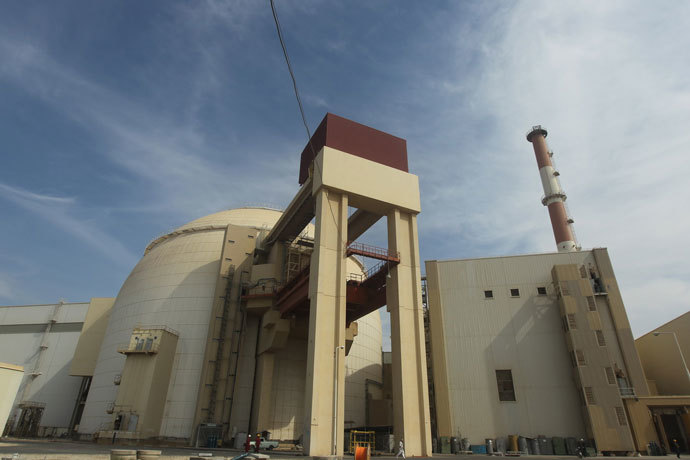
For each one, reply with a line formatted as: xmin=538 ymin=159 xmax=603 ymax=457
xmin=269 ymin=0 xmax=317 ymax=159
xmin=269 ymin=0 xmax=345 ymax=246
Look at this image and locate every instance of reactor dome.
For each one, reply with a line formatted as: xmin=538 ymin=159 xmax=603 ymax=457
xmin=78 ymin=207 xmax=383 ymax=441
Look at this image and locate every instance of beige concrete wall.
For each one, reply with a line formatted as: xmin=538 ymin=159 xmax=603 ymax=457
xmin=552 ymin=266 xmax=634 ymax=452
xmin=192 ymin=223 xmax=259 ymax=436
xmin=114 ymin=329 xmax=178 ymax=437
xmin=426 ymin=249 xmax=643 ymax=450
xmin=313 ymin=146 xmax=421 ymax=214
xmin=636 ymin=335 xmax=690 ymax=395
xmin=636 ymin=311 xmax=690 ymax=396
xmin=593 ymin=249 xmax=650 ymax=397
xmin=425 ymin=252 xmax=593 ymax=443
xmin=70 ymin=298 xmax=115 ymax=377
xmin=425 ymin=261 xmax=453 ymax=438
xmin=624 ymin=399 xmax=659 ymax=452
xmin=0 ymin=363 xmax=23 ymax=434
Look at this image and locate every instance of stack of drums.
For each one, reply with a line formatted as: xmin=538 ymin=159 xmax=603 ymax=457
xmin=111 ymin=450 xmax=136 ymax=460
xmin=110 ymin=450 xmax=162 ymax=460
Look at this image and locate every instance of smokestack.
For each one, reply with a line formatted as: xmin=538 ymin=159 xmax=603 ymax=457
xmin=526 ymin=125 xmax=578 ymax=253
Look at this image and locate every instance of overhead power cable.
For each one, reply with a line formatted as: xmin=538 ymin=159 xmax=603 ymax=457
xmin=269 ymin=0 xmax=317 ymax=160
xmin=269 ymin=0 xmax=344 ymax=246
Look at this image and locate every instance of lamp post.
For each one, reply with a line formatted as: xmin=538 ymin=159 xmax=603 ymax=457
xmin=333 ymin=345 xmax=345 ymax=455
xmin=653 ymin=331 xmax=690 ymax=385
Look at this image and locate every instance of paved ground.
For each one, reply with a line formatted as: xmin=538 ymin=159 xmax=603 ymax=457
xmin=1 ymin=438 xmax=688 ymax=460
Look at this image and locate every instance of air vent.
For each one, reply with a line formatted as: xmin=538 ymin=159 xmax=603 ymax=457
xmin=576 ymin=349 xmax=587 ymax=366
xmin=615 ymin=406 xmax=627 ymax=425
xmin=568 ymin=314 xmax=577 ymax=330
xmin=596 ymin=330 xmax=606 ymax=347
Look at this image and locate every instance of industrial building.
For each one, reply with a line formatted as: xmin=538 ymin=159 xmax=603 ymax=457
xmin=635 ymin=312 xmax=690 ymax=452
xmin=0 ymin=299 xmax=114 ymax=438
xmin=424 ymin=126 xmax=690 ymax=455
xmin=0 ymin=209 xmax=386 ymax=446
xmin=2 ymin=118 xmax=689 ymax=457
xmin=0 ymin=114 xmax=431 ymax=457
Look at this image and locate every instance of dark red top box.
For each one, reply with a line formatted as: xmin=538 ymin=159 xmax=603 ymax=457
xmin=298 ymin=113 xmax=408 ymax=185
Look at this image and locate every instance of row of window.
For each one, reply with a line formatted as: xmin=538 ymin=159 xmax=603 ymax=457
xmin=484 ymin=286 xmax=547 ymax=299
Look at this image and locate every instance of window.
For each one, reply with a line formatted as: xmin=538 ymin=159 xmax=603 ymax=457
xmin=510 ymin=288 xmax=520 ymax=297
xmin=567 ymin=314 xmax=577 ymax=330
xmin=595 ymin=330 xmax=606 ymax=347
xmin=537 ymin=286 xmax=547 ymax=295
xmin=584 ymin=387 xmax=596 ymax=405
xmin=495 ymin=370 xmax=516 ymax=401
xmin=559 ymin=283 xmax=570 ymax=296
xmin=576 ymin=349 xmax=587 ymax=366
xmin=615 ymin=406 xmax=627 ymax=426
xmin=580 ymin=265 xmax=588 ymax=279
xmin=587 ymin=296 xmax=596 ymax=311
xmin=605 ymin=367 xmax=616 ymax=385
xmin=484 ymin=290 xmax=494 ymax=299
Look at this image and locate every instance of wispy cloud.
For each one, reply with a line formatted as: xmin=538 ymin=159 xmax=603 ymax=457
xmin=0 ymin=181 xmax=138 ymax=268
xmin=0 ymin=35 xmax=296 ymax=221
xmin=0 ymin=183 xmax=75 ymax=205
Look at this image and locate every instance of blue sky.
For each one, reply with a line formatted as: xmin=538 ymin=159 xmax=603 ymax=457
xmin=1 ymin=1 xmax=689 ymax=348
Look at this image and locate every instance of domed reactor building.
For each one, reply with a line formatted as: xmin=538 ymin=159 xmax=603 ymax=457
xmin=76 ymin=208 xmax=380 ymax=442
xmin=70 ymin=114 xmax=432 ymax=456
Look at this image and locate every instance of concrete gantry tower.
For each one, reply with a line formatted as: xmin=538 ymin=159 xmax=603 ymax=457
xmin=527 ymin=125 xmax=578 ymax=252
xmin=263 ymin=114 xmax=432 ymax=458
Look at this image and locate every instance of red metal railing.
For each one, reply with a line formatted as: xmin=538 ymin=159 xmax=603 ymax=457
xmin=345 ymin=241 xmax=399 ymax=263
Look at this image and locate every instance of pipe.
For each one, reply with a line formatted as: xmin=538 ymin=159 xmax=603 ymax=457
xmin=333 ymin=345 xmax=345 ymax=455
xmin=527 ymin=126 xmax=578 ymax=252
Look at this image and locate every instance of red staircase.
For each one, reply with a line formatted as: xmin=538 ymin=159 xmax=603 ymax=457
xmin=274 ymin=242 xmax=400 ymax=324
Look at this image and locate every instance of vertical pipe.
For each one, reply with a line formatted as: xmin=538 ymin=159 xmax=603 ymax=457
xmin=527 ymin=126 xmax=578 ymax=252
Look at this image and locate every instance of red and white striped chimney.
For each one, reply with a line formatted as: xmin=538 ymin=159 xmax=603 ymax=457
xmin=526 ymin=125 xmax=578 ymax=253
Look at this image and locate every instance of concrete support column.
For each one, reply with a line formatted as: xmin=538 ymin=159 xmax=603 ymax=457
xmin=387 ymin=209 xmax=432 ymax=457
xmin=304 ymin=189 xmax=348 ymax=457
xmin=250 ymin=352 xmax=275 ymax=434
